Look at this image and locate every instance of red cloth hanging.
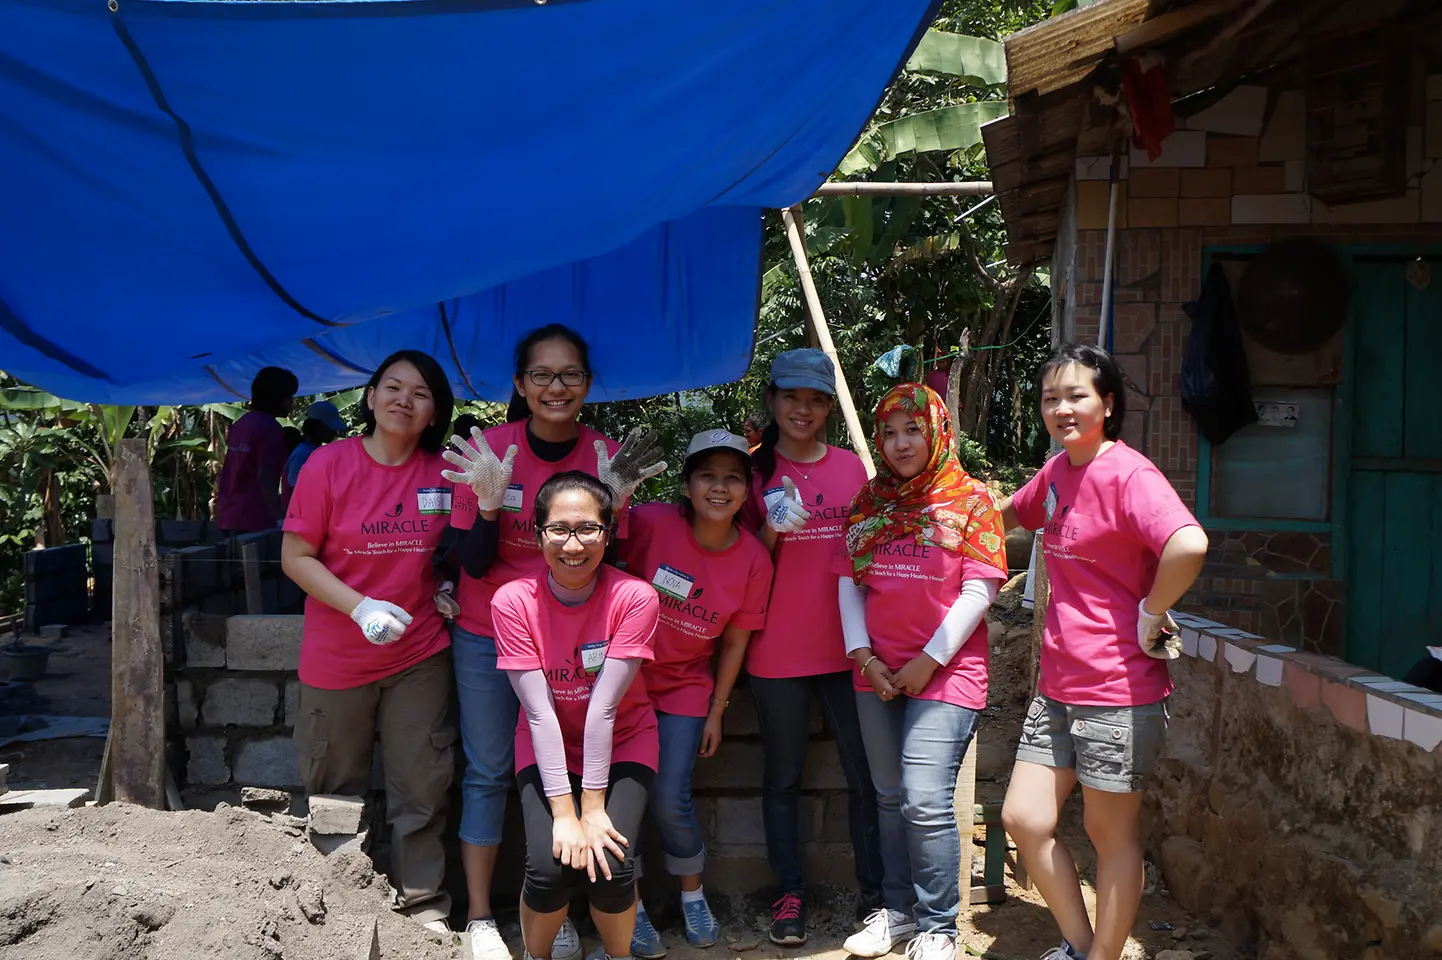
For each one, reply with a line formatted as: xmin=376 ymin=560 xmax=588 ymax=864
xmin=1122 ymin=53 xmax=1175 ymax=161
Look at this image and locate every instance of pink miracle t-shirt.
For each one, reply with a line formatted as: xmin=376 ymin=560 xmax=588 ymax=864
xmin=216 ymin=411 xmax=285 ymax=532
xmin=621 ymin=504 xmax=773 ymax=717
xmin=492 ymin=565 xmax=660 ymax=775
xmin=1011 ymin=442 xmax=1199 ymax=707
xmin=833 ymin=544 xmax=1007 ymax=710
xmin=740 ymin=446 xmax=867 ymax=678
xmin=284 ymin=437 xmax=451 ymax=689
xmin=450 ymin=420 xmax=627 ymax=638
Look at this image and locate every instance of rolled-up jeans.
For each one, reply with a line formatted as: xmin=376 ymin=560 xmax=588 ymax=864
xmin=647 ymin=711 xmax=708 ymax=876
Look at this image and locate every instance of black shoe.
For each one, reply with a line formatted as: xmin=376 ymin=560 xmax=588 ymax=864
xmin=769 ymin=891 xmax=807 ymax=946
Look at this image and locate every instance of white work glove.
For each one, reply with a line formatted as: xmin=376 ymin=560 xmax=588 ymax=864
xmin=1137 ymin=598 xmax=1181 ymax=660
xmin=350 ymin=597 xmax=412 ymax=645
xmin=440 ymin=427 xmax=518 ymax=513
xmin=764 ymin=476 xmax=811 ymax=534
xmin=433 ymin=580 xmax=460 ymax=620
xmin=595 ymin=426 xmax=668 ymax=504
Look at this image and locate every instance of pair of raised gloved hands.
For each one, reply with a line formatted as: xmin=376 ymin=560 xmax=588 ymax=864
xmin=348 ymin=425 xmax=667 ymax=645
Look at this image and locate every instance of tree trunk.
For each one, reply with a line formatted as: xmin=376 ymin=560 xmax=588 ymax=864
xmin=957 ymin=265 xmax=1033 ymax=439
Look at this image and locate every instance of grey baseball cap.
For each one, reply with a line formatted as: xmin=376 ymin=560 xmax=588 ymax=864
xmin=684 ymin=428 xmax=752 ymax=464
xmin=769 ymin=348 xmax=836 ymax=395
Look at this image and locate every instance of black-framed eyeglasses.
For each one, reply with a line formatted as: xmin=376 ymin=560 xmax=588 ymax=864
xmin=523 ymin=368 xmax=589 ymax=387
xmin=539 ymin=522 xmax=608 ymax=546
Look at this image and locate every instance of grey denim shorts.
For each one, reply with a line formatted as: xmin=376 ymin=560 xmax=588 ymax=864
xmin=1014 ymin=693 xmax=1169 ymax=793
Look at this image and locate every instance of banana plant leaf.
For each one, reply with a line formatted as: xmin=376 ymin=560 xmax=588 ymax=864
xmin=904 ymin=30 xmax=1006 ymax=87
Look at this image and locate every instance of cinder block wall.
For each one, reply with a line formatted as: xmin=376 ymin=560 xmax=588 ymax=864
xmin=168 ymin=613 xmax=863 ymax=897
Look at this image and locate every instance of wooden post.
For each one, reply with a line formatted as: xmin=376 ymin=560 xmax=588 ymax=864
xmin=109 ymin=439 xmax=165 ymax=809
xmin=781 ymin=204 xmax=877 ymax=478
xmin=241 ymin=540 xmax=264 ymax=615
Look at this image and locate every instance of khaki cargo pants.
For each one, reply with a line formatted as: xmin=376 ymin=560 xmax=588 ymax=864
xmin=294 ymin=649 xmax=456 ymax=925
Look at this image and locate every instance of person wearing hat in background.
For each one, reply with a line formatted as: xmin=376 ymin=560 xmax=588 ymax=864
xmin=619 ymin=429 xmax=775 ymax=957
xmin=283 ymin=399 xmax=349 ymax=511
xmin=739 ymin=349 xmax=884 ymax=946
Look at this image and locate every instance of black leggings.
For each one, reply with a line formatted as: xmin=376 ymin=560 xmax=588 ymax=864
xmin=518 ymin=762 xmax=654 ymax=915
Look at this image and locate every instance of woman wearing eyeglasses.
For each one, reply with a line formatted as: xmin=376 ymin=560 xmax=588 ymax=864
xmin=492 ymin=471 xmax=659 ymax=960
xmin=442 ymin=324 xmax=667 ymax=960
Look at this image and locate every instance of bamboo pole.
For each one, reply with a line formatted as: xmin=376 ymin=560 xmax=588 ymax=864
xmin=781 ymin=205 xmax=876 ymax=478
xmin=812 ymin=181 xmax=993 ymax=197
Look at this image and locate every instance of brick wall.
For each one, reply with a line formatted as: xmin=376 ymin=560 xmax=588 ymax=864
xmin=168 ymin=613 xmax=862 ymax=897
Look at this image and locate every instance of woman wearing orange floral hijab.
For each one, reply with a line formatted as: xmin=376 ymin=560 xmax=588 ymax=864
xmin=832 ymin=383 xmax=1008 ymax=960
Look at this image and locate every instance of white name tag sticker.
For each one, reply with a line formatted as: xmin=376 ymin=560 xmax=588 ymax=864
xmin=651 ymin=564 xmax=695 ymax=602
xmin=581 ymin=640 xmax=607 ymax=674
xmin=501 ymin=484 xmax=524 ymax=512
xmin=417 ymin=486 xmax=452 ymax=515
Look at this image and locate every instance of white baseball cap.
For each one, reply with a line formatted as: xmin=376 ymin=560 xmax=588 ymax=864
xmin=683 ymin=428 xmax=752 ymax=464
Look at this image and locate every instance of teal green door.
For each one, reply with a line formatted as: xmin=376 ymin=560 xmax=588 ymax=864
xmin=1347 ymin=259 xmax=1442 ymax=677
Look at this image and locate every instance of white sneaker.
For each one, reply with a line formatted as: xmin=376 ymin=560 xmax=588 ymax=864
xmin=844 ymin=908 xmax=916 ymax=958
xmin=468 ymin=918 xmax=513 ymax=960
xmin=904 ymin=932 xmax=955 ymax=960
xmin=552 ymin=918 xmax=583 ymax=960
xmin=423 ymin=918 xmax=454 ymax=940
xmin=1036 ymin=946 xmax=1077 ymax=960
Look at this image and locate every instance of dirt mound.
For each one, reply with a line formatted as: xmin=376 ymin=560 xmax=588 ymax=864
xmin=0 ymin=803 xmax=455 ymax=960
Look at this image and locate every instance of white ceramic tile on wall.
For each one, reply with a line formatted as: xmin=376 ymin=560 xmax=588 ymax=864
xmin=1224 ymin=642 xmax=1257 ymax=675
xmin=1185 ymin=85 xmax=1268 ymax=137
xmin=1258 ymin=90 xmax=1305 ymax=162
xmin=1403 ymin=709 xmax=1442 ymax=751
xmin=1367 ymin=695 xmax=1405 ymax=740
xmin=1076 ymin=156 xmax=1128 ymax=180
xmin=1198 ymin=633 xmax=1218 ymax=663
xmin=1129 ymin=130 xmax=1207 ymax=168
xmin=1180 ymin=628 xmax=1199 ymax=658
xmin=1255 ymin=656 xmax=1284 ymax=686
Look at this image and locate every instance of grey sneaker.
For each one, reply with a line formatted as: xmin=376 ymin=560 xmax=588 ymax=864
xmin=552 ymin=918 xmax=583 ymax=960
xmin=467 ymin=918 xmax=512 ymax=960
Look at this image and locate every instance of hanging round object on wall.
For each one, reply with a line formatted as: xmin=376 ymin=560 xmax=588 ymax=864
xmin=1236 ymin=237 xmax=1348 ymax=354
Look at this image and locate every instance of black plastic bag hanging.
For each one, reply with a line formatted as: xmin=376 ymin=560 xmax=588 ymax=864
xmin=1180 ymin=262 xmax=1258 ymax=445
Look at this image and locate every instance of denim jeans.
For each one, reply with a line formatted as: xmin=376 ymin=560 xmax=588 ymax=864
xmin=648 ymin=711 xmax=708 ymax=875
xmin=450 ymin=624 xmax=520 ymax=846
xmin=855 ymin=692 xmax=980 ymax=936
xmin=750 ymin=672 xmax=883 ymax=901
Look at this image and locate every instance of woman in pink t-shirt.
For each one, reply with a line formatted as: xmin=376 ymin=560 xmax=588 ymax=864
xmin=491 ymin=471 xmax=659 ymax=960
xmin=619 ymin=429 xmax=774 ymax=956
xmin=999 ymin=343 xmax=1208 ymax=960
xmin=737 ymin=348 xmax=883 ymax=946
xmin=216 ymin=365 xmax=298 ymax=534
xmin=440 ymin=324 xmax=666 ymax=960
xmin=836 ymin=384 xmax=1008 ymax=960
xmin=281 ymin=350 xmax=457 ymax=934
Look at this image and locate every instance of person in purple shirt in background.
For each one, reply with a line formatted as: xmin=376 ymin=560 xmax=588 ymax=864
xmin=215 ymin=366 xmax=298 ymax=535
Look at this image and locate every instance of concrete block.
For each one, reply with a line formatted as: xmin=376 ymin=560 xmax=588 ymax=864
xmin=226 ymin=615 xmax=304 ymax=671
xmin=187 ymin=736 xmax=230 ymax=786
xmin=1127 ymin=167 xmax=1180 ymax=197
xmin=1232 ymin=193 xmax=1310 ymax=224
xmin=177 ymin=679 xmax=199 ymax=730
xmin=1184 ymin=84 xmax=1267 ymax=137
xmin=241 ymin=787 xmax=294 ymax=812
xmin=158 ymin=520 xmax=207 ymax=546
xmin=1179 ymin=198 xmax=1230 ymax=226
xmin=40 ymin=623 xmax=68 ymax=640
xmin=715 ymin=797 xmax=766 ymax=845
xmin=692 ymin=742 xmax=763 ymax=791
xmin=308 ymin=794 xmax=366 ymax=835
xmin=284 ymin=680 xmax=300 ymax=728
xmin=183 ymin=611 xmax=227 ymax=668
xmin=1259 ymin=90 xmax=1305 ymax=161
xmin=233 ymin=737 xmax=300 ymax=789
xmin=0 ymin=788 xmax=90 ymax=810
xmin=91 ymin=518 xmax=114 ymax=543
xmin=1129 ymin=130 xmax=1207 ymax=168
xmin=802 ymin=744 xmax=849 ymax=791
xmin=202 ymin=678 xmax=280 ymax=727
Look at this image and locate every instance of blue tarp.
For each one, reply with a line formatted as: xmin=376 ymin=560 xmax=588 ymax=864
xmin=0 ymin=0 xmax=939 ymax=404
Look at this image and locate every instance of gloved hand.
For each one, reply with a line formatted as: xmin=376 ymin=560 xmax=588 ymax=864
xmin=434 ymin=581 xmax=460 ymax=620
xmin=1137 ymin=598 xmax=1181 ymax=660
xmin=595 ymin=426 xmax=668 ymax=503
xmin=350 ymin=597 xmax=412 ymax=645
xmin=764 ymin=476 xmax=810 ymax=534
xmin=441 ymin=427 xmax=518 ymax=513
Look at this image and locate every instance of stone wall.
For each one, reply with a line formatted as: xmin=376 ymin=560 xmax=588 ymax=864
xmin=1148 ymin=613 xmax=1442 ymax=959
xmin=168 ymin=613 xmax=862 ymax=896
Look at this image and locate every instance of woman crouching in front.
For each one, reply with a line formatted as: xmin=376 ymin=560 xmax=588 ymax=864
xmin=491 ymin=471 xmax=661 ymax=960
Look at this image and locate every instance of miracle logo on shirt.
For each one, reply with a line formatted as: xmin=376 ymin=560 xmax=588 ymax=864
xmin=1043 ymin=483 xmax=1078 ymax=540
